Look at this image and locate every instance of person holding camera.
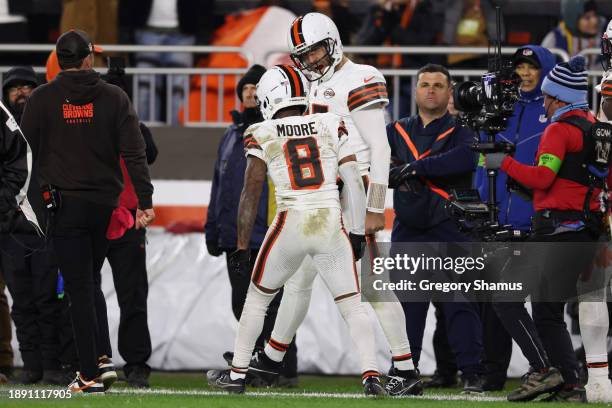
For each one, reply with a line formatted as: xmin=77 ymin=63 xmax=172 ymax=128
xmin=475 ymin=45 xmax=556 ymax=391
xmin=484 ymin=55 xmax=609 ymax=402
xmin=387 ymin=63 xmax=483 ymax=393
xmin=20 ymin=29 xmax=154 ymax=394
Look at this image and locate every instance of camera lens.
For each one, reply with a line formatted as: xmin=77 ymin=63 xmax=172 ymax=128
xmin=453 ymin=81 xmax=483 ymax=113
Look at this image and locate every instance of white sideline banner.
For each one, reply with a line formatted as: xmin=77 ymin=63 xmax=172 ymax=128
xmin=9 ymin=229 xmax=538 ymax=376
xmin=101 ymin=230 xmax=532 ymax=376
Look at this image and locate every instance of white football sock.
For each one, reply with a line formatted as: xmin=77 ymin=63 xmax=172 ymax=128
xmin=579 ymin=302 xmax=609 ymax=379
xmin=336 ymin=294 xmax=379 ymax=375
xmin=231 ymin=284 xmax=275 ymax=370
xmin=370 ymin=301 xmax=415 ymax=370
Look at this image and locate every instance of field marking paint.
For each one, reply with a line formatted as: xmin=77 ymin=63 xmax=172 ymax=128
xmin=108 ymin=388 xmax=506 ymax=402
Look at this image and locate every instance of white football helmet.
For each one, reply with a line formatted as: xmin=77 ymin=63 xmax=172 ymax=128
xmin=287 ymin=13 xmax=343 ymax=82
xmin=256 ymin=65 xmax=309 ymax=121
xmin=603 ymin=19 xmax=612 ymax=71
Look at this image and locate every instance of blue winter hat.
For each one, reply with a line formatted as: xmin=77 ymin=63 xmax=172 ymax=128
xmin=540 ymin=55 xmax=588 ymax=104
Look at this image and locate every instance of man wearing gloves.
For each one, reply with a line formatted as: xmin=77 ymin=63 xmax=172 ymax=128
xmin=475 ymin=45 xmax=556 ymax=391
xmin=484 ymin=55 xmax=609 ymax=402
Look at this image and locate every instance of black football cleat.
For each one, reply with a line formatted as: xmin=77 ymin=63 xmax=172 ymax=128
xmin=247 ymin=350 xmax=281 ymax=387
xmin=385 ymin=367 xmax=423 ymax=396
xmin=206 ymin=369 xmax=245 ymax=394
xmin=364 ymin=376 xmax=387 ymax=397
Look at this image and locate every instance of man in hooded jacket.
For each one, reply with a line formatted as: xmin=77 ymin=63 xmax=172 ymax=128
xmin=0 ymin=66 xmax=75 ymax=386
xmin=20 ymin=29 xmax=154 ymax=394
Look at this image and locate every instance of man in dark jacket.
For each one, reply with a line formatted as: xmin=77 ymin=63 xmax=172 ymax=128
xmin=0 ymin=66 xmax=38 ymax=383
xmin=474 ymin=45 xmax=556 ymax=391
xmin=20 ymin=29 xmax=154 ymax=395
xmin=0 ymin=67 xmax=39 ymax=384
xmin=387 ymin=63 xmax=483 ymax=393
xmin=205 ymin=64 xmax=297 ymax=385
xmin=0 ymin=66 xmax=73 ymax=386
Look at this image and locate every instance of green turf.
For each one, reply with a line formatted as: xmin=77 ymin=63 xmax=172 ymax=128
xmin=0 ymin=372 xmax=604 ymax=408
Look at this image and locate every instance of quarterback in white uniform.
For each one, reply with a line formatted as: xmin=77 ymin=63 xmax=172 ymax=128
xmin=250 ymin=13 xmax=422 ymax=397
xmin=207 ymin=65 xmax=385 ymax=396
xmin=579 ymin=18 xmax=612 ymax=403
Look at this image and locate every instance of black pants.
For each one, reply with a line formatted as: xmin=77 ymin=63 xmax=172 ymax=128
xmin=107 ymin=226 xmax=152 ymax=374
xmin=481 ymin=301 xmax=512 ymax=386
xmin=493 ymin=229 xmax=598 ymax=386
xmin=0 ymin=271 xmax=13 ymax=369
xmin=393 ymin=220 xmax=483 ymax=376
xmin=432 ymin=303 xmax=458 ymax=378
xmin=52 ymin=195 xmax=114 ymax=380
xmin=1 ymin=233 xmax=62 ymax=372
xmin=225 ymin=249 xmax=298 ymax=378
xmin=480 ymin=247 xmax=513 ymax=387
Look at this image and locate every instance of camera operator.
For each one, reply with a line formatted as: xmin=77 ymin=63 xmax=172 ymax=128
xmin=387 ymin=63 xmax=484 ymax=393
xmin=484 ymin=55 xmax=608 ymax=402
xmin=20 ymin=29 xmax=154 ymax=394
xmin=475 ymin=45 xmax=555 ymax=391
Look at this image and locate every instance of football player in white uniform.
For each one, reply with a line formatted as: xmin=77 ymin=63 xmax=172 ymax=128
xmin=206 ymin=65 xmax=386 ymax=396
xmin=580 ymin=18 xmax=612 ymax=403
xmin=247 ymin=13 xmax=422 ymax=397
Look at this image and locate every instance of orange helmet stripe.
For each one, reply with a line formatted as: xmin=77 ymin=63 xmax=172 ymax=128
xmin=291 ymin=17 xmax=304 ymax=47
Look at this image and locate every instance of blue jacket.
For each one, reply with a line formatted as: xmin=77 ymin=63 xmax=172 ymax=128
xmin=388 ymin=112 xmax=476 ymax=230
xmin=205 ymin=110 xmax=271 ymax=249
xmin=475 ymin=45 xmax=555 ymax=231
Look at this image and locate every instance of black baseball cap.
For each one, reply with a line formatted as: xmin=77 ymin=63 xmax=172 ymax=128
xmin=56 ymin=29 xmax=103 ymax=68
xmin=513 ymin=46 xmax=541 ymax=69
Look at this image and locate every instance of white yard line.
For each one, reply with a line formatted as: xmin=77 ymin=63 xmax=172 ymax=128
xmin=108 ymin=388 xmax=506 ymax=402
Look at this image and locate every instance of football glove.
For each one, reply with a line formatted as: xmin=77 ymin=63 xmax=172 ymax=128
xmin=349 ymin=232 xmax=366 ymax=261
xmin=206 ymin=240 xmax=223 ymax=257
xmin=228 ymin=249 xmax=251 ymax=277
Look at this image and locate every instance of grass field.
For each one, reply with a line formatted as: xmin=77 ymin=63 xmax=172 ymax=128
xmin=0 ymin=372 xmax=604 ymax=407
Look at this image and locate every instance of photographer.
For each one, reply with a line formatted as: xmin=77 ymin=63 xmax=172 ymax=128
xmin=21 ymin=29 xmax=154 ymax=394
xmin=475 ymin=45 xmax=555 ymax=391
xmin=387 ymin=64 xmax=483 ymax=393
xmin=484 ymin=55 xmax=608 ymax=402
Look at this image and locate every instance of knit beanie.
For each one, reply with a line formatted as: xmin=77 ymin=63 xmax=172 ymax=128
xmin=237 ymin=64 xmax=266 ymax=102
xmin=540 ymin=55 xmax=588 ymax=104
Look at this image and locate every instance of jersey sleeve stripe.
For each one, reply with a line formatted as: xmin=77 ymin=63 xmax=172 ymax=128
xmin=348 ymin=91 xmax=388 ymax=111
xmin=348 ymin=87 xmax=387 ymax=104
xmin=348 ymin=82 xmax=387 ymax=102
